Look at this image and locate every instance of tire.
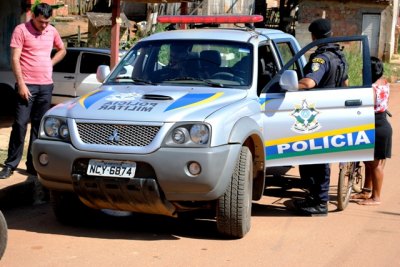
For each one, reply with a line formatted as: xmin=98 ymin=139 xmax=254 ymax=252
xmin=337 ymin=162 xmax=356 ymax=211
xmin=216 ymin=147 xmax=253 ymax=239
xmin=351 ymin=162 xmax=365 ymax=193
xmin=50 ymin=190 xmax=94 ymax=225
xmin=0 ymin=211 xmax=8 ymax=260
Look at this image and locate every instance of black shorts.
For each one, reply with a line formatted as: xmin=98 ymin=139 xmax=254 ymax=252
xmin=374 ymin=112 xmax=392 ymax=159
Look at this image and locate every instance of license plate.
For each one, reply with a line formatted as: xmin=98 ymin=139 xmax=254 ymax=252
xmin=87 ymin=159 xmax=136 ymax=178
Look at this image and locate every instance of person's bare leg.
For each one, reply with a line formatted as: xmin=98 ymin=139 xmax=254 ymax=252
xmin=371 ymin=159 xmax=385 ymax=202
xmin=363 ymin=162 xmax=373 ymax=190
xmin=358 ymin=159 xmax=385 ymax=205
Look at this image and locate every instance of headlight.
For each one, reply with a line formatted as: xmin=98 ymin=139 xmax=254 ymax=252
xmin=190 ymin=124 xmax=209 ymax=144
xmin=43 ymin=117 xmax=70 ymax=140
xmin=167 ymin=123 xmax=210 ymax=146
xmin=172 ymin=127 xmax=189 ymax=144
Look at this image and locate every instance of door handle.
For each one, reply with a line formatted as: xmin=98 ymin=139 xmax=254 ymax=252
xmin=345 ymin=99 xmax=362 ymax=106
xmin=64 ymin=76 xmax=75 ymax=79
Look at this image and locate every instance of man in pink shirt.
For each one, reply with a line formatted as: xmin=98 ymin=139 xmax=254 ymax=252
xmin=0 ymin=3 xmax=66 ymax=179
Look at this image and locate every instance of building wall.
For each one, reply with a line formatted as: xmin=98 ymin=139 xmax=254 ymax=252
xmin=296 ymin=0 xmax=395 ymax=61
xmin=389 ymin=0 xmax=399 ymax=58
xmin=267 ymin=0 xmax=279 ymax=8
xmin=202 ymin=0 xmax=255 ymax=15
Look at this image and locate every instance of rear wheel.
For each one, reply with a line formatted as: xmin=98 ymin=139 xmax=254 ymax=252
xmin=337 ymin=162 xmax=356 ymax=211
xmin=216 ymin=147 xmax=253 ymax=239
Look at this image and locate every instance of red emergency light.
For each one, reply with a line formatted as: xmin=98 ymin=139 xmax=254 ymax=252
xmin=157 ymin=15 xmax=264 ymax=24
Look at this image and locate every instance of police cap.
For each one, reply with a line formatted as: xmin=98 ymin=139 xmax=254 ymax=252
xmin=308 ymin=18 xmax=332 ymax=38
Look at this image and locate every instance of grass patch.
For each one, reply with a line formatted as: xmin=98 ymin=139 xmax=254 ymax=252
xmin=383 ymin=63 xmax=400 ymax=81
xmin=344 ymin=43 xmax=400 ymax=84
xmin=0 ymin=148 xmax=28 ymax=166
xmin=0 ymin=149 xmax=7 ymax=165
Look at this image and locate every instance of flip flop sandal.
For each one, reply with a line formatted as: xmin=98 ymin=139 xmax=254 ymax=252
xmin=350 ymin=192 xmax=370 ymax=200
xmin=357 ymin=199 xmax=381 ymax=206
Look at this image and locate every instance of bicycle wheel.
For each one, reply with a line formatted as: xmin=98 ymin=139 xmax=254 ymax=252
xmin=337 ymin=162 xmax=356 ymax=211
xmin=0 ymin=211 xmax=7 ymax=259
xmin=351 ymin=162 xmax=365 ymax=193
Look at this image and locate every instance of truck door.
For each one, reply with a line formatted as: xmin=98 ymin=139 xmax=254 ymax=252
xmin=257 ymin=38 xmax=306 ymax=95
xmin=261 ymin=36 xmax=374 ymax=167
xmin=271 ymin=37 xmax=307 ymax=72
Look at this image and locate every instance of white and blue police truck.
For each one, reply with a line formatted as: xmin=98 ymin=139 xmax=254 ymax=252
xmin=32 ymin=15 xmax=375 ymax=238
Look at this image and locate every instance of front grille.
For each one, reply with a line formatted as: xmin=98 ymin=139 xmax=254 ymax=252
xmin=76 ymin=123 xmax=160 ymax=146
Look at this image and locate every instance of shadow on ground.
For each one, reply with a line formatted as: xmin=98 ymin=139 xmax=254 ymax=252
xmin=0 ymin=165 xmax=342 ymax=240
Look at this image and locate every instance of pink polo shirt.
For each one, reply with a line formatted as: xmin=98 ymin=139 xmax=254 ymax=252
xmin=10 ymin=20 xmax=64 ymax=85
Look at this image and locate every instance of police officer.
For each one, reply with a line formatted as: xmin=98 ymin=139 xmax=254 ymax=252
xmin=293 ymin=18 xmax=349 ymax=216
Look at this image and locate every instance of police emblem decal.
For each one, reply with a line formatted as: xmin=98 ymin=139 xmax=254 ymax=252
xmin=311 ymin=62 xmax=320 ymax=72
xmin=291 ymin=99 xmax=321 ymax=133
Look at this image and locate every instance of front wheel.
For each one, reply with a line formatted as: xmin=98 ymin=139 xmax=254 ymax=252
xmin=337 ymin=162 xmax=356 ymax=211
xmin=50 ymin=190 xmax=94 ymax=225
xmin=216 ymin=147 xmax=253 ymax=239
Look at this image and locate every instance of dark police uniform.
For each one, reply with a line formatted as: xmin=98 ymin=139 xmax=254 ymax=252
xmin=303 ymin=43 xmax=348 ymax=88
xmin=299 ymin=43 xmax=348 ymax=203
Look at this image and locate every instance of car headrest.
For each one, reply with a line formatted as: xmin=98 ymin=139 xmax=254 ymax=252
xmin=200 ymin=50 xmax=222 ymax=66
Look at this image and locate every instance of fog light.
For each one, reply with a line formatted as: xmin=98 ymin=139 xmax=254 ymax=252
xmin=188 ymin=161 xmax=201 ymax=176
xmin=39 ymin=153 xmax=49 ymax=165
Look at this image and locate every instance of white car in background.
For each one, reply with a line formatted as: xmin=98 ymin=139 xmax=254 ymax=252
xmin=51 ymin=47 xmax=126 ymax=105
xmin=0 ymin=47 xmax=125 ymax=116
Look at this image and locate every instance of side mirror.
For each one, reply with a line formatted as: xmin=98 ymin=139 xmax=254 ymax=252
xmin=279 ymin=70 xmax=299 ymax=91
xmin=96 ymin=65 xmax=110 ymax=83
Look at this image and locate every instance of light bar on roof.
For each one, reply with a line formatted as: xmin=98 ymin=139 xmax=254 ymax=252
xmin=157 ymin=15 xmax=264 ymax=24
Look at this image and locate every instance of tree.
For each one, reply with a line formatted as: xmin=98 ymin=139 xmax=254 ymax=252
xmin=31 ymin=0 xmax=41 ymax=12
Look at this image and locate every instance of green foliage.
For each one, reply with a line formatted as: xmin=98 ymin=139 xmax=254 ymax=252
xmin=341 ymin=44 xmax=363 ymax=86
xmin=121 ymin=23 xmax=166 ymax=50
xmin=344 ymin=45 xmax=400 ymax=84
xmin=31 ymin=0 xmax=41 ymax=13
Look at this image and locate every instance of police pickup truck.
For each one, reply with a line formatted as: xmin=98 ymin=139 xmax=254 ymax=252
xmin=32 ymin=15 xmax=375 ymax=238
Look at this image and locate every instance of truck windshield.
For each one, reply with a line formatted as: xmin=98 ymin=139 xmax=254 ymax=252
xmin=106 ymin=40 xmax=253 ymax=88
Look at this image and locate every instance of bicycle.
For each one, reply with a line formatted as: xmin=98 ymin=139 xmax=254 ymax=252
xmin=337 ymin=161 xmax=364 ymax=211
xmin=337 ymin=110 xmax=392 ymax=210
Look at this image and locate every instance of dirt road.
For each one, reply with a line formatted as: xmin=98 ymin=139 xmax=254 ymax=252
xmin=0 ymin=86 xmax=399 ymax=267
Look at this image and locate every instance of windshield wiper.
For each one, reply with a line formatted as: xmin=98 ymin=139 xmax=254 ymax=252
xmin=163 ymin=77 xmax=225 ymax=87
xmin=111 ymin=76 xmax=156 ymax=85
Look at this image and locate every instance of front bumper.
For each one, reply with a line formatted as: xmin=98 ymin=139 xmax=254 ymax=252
xmin=32 ymin=140 xmax=241 ymax=201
